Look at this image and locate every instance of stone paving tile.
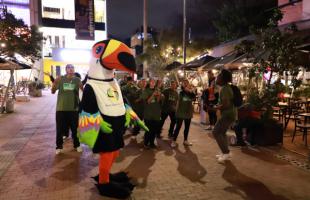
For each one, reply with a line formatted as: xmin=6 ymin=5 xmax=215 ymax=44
xmin=0 ymin=92 xmax=310 ymax=200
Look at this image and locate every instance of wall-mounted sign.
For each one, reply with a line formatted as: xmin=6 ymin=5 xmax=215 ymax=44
xmin=75 ymin=0 xmax=94 ymax=40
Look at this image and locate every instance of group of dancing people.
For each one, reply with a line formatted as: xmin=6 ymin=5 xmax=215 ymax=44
xmin=121 ymin=69 xmax=238 ymax=163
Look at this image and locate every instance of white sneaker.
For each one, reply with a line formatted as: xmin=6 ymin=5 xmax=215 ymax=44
xmin=63 ymin=136 xmax=68 ymax=140
xmin=205 ymin=125 xmax=213 ymax=130
xmin=183 ymin=140 xmax=193 ymax=146
xmin=76 ymin=146 xmax=83 ymax=153
xmin=171 ymin=141 xmax=177 ymax=148
xmin=215 ymin=154 xmax=223 ymax=158
xmin=217 ymin=153 xmax=232 ymax=163
xmin=216 ymin=152 xmax=232 ymax=159
xmin=55 ymin=149 xmax=63 ymax=155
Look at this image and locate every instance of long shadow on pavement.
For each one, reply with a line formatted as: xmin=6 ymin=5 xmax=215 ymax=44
xmin=222 ymin=161 xmax=290 ymax=200
xmin=115 ymin=138 xmax=144 ymax=163
xmin=22 ymin=152 xmax=97 ymax=191
xmin=123 ymin=149 xmax=156 ymax=188
xmin=174 ymin=146 xmax=207 ymax=184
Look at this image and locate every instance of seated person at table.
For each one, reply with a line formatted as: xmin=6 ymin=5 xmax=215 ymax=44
xmin=233 ymin=104 xmax=262 ymax=146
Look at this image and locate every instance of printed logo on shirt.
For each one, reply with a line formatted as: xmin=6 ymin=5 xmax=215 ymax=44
xmin=182 ymin=96 xmax=191 ymax=101
xmin=63 ymin=83 xmax=75 ymax=91
xmin=107 ymin=87 xmax=119 ymax=102
xmin=168 ymin=95 xmax=176 ymax=101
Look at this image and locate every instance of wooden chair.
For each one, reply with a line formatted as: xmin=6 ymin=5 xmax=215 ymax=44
xmin=292 ymin=113 xmax=310 ymax=146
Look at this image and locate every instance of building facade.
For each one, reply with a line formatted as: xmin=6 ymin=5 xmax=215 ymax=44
xmin=38 ymin=0 xmax=107 ymax=83
xmin=1 ymin=0 xmax=107 ymax=84
xmin=279 ymin=0 xmax=310 ymax=30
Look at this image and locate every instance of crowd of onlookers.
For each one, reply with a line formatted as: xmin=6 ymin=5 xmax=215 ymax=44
xmin=120 ymin=69 xmax=252 ymax=163
xmin=120 ymin=76 xmax=197 ymax=149
xmin=50 ymin=64 xmax=249 ymax=163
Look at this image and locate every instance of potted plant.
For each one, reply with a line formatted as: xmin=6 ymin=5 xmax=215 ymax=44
xmin=28 ymin=80 xmax=45 ymax=97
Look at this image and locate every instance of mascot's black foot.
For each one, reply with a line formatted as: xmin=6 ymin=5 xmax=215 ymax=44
xmin=110 ymin=172 xmax=130 ymax=182
xmin=92 ymin=172 xmax=130 ymax=183
xmin=96 ymin=182 xmax=131 ymax=199
xmin=118 ymin=181 xmax=136 ymax=191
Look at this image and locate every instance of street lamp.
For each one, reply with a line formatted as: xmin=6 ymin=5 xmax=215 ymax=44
xmin=143 ymin=0 xmax=148 ymax=78
xmin=1 ymin=43 xmax=6 ymax=48
xmin=183 ymin=0 xmax=186 ymax=65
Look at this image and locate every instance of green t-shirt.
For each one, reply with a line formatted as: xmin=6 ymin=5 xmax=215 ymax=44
xmin=141 ymin=87 xmax=162 ymax=120
xmin=121 ymin=82 xmax=139 ymax=104
xmin=176 ymin=90 xmax=196 ymax=119
xmin=162 ymin=88 xmax=179 ymax=113
xmin=219 ymin=85 xmax=237 ymax=120
xmin=56 ymin=76 xmax=81 ymax=111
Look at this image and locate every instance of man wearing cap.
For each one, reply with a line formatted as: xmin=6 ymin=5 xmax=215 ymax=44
xmin=52 ymin=64 xmax=84 ymax=155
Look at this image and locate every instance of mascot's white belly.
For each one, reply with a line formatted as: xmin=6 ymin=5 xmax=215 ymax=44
xmin=87 ymin=79 xmax=125 ymax=116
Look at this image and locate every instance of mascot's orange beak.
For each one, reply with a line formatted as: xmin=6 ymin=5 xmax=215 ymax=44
xmin=92 ymin=39 xmax=136 ymax=73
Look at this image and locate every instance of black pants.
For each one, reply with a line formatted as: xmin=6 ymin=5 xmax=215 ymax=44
xmin=56 ymin=111 xmax=80 ymax=149
xmin=234 ymin=117 xmax=262 ymax=145
xmin=144 ymin=120 xmax=160 ymax=146
xmin=160 ymin=111 xmax=176 ymax=137
xmin=208 ymin=110 xmax=217 ymax=125
xmin=173 ymin=118 xmax=191 ymax=141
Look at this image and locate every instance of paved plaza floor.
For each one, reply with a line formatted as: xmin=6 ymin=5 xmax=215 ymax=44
xmin=0 ymin=90 xmax=309 ymax=200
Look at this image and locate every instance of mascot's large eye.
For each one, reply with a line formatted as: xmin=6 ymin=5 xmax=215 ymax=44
xmin=92 ymin=43 xmax=106 ymax=58
xmin=96 ymin=46 xmax=103 ymax=54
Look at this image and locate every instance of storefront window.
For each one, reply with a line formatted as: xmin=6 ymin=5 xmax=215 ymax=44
xmin=41 ymin=0 xmax=75 ymax=20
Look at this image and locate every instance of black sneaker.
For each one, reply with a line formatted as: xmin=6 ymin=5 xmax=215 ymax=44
xmin=231 ymin=142 xmax=246 ymax=147
xmin=149 ymin=144 xmax=158 ymax=149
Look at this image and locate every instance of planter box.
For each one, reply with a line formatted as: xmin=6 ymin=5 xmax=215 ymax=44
xmin=253 ymin=119 xmax=283 ymax=146
xmin=16 ymin=95 xmax=30 ymax=102
xmin=5 ymin=100 xmax=14 ymax=113
xmin=29 ymin=89 xmax=42 ymax=97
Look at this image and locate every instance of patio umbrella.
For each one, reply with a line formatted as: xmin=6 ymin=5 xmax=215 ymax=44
xmin=200 ymin=51 xmax=238 ymax=71
xmin=180 ymin=54 xmax=216 ymax=70
xmin=0 ymin=55 xmax=33 ymax=113
xmin=165 ymin=61 xmax=182 ymax=71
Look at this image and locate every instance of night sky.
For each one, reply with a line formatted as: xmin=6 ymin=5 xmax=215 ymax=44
xmin=106 ymin=0 xmax=183 ymax=40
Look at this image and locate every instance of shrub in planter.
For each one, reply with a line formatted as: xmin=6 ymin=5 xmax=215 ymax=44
xmin=28 ymin=80 xmax=45 ymax=97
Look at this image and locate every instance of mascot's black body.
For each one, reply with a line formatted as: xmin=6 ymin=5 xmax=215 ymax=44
xmin=78 ymin=39 xmax=137 ymax=199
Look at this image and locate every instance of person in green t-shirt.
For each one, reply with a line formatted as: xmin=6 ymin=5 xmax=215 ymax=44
xmin=141 ymin=79 xmax=163 ymax=149
xmin=130 ymin=79 xmax=146 ymax=138
xmin=160 ymin=80 xmax=179 ymax=138
xmin=51 ymin=64 xmax=84 ymax=155
xmin=211 ymin=69 xmax=237 ymax=163
xmin=171 ymin=79 xmax=196 ymax=148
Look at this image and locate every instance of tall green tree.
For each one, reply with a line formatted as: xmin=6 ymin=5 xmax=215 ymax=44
xmin=0 ymin=7 xmax=43 ymax=60
xmin=136 ymin=28 xmax=215 ymax=77
xmin=213 ymin=0 xmax=276 ymax=42
xmin=240 ymin=9 xmax=305 ymax=118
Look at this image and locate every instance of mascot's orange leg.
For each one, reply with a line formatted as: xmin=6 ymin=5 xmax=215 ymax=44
xmin=99 ymin=150 xmax=120 ymax=184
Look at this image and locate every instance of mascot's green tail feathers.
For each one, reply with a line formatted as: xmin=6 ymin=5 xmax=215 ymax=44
xmin=78 ymin=106 xmax=149 ymax=149
xmin=125 ymin=104 xmax=149 ymax=132
xmin=78 ymin=111 xmax=112 ymax=149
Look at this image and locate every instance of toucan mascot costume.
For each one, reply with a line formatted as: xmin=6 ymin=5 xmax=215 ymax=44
xmin=78 ymin=39 xmax=148 ymax=199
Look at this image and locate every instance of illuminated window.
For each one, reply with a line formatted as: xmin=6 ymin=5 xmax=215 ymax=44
xmin=41 ymin=0 xmax=75 ymax=20
xmin=94 ymin=0 xmax=105 ymax=23
xmin=3 ymin=0 xmax=29 ymax=4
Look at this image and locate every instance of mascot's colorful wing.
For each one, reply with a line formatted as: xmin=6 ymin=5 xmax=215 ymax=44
xmin=78 ymin=111 xmax=113 ymax=149
xmin=124 ymin=104 xmax=149 ymax=132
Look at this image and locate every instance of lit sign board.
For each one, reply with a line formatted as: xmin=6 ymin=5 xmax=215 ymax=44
xmin=75 ymin=0 xmax=95 ymax=40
